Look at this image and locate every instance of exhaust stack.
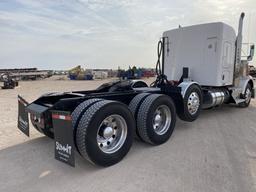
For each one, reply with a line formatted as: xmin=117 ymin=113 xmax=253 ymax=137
xmin=234 ymin=12 xmax=245 ymax=86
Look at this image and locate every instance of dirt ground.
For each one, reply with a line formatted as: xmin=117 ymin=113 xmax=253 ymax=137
xmin=0 ymin=77 xmax=256 ymax=192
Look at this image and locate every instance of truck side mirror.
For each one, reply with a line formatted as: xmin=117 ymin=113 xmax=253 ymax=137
xmin=248 ymin=44 xmax=254 ymax=61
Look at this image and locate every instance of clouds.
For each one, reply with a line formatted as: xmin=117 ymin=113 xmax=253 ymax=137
xmin=0 ymin=0 xmax=255 ymax=69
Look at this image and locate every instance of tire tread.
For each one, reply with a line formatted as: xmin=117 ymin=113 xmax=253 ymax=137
xmin=128 ymin=93 xmax=150 ymax=116
xmin=76 ymin=100 xmax=113 ymax=163
xmin=137 ymin=94 xmax=162 ymax=144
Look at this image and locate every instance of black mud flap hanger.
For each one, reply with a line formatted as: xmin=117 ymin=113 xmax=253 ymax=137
xmin=18 ymin=95 xmax=75 ymax=167
xmin=18 ymin=95 xmax=29 ymax=136
xmin=51 ymin=110 xmax=75 ymax=167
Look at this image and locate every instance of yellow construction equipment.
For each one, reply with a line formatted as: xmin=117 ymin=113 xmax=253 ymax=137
xmin=68 ymin=65 xmax=93 ymax=80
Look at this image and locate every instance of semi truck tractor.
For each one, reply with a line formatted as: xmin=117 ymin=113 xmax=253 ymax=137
xmin=18 ymin=13 xmax=255 ymax=167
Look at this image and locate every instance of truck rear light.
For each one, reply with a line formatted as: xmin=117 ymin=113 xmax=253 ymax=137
xmin=52 ymin=114 xmax=71 ymax=121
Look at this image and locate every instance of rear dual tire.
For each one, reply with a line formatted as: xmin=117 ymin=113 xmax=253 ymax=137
xmin=129 ymin=93 xmax=176 ymax=145
xmin=72 ymin=99 xmax=135 ymax=167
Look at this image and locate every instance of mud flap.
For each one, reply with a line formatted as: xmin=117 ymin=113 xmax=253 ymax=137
xmin=52 ymin=111 xmax=75 ymax=167
xmin=18 ymin=95 xmax=29 ymax=136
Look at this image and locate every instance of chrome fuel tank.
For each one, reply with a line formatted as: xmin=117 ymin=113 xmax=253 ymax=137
xmin=203 ymin=89 xmax=230 ymax=108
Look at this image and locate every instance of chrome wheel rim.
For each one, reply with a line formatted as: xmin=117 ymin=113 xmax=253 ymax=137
xmin=152 ymin=105 xmax=172 ymax=135
xmin=97 ymin=115 xmax=127 ymax=154
xmin=187 ymin=92 xmax=200 ymax=115
xmin=245 ymin=88 xmax=252 ymax=104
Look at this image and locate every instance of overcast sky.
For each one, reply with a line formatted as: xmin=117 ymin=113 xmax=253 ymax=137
xmin=0 ymin=0 xmax=255 ymax=70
